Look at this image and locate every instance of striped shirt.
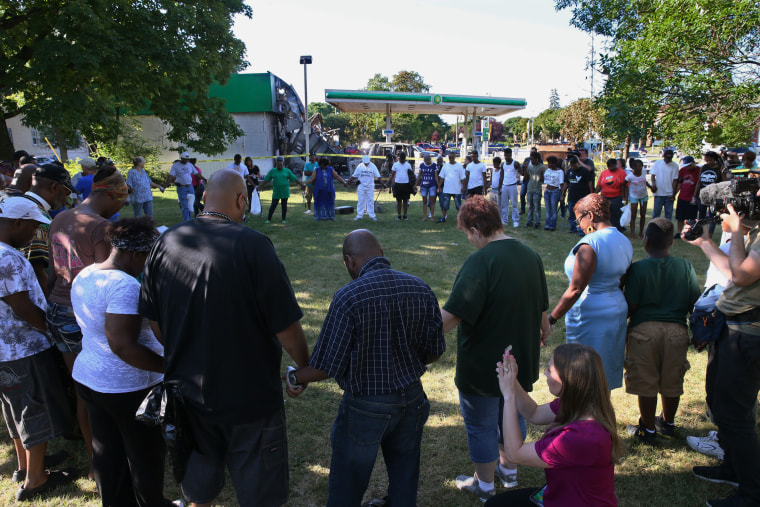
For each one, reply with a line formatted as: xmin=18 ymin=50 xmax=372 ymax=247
xmin=309 ymin=257 xmax=445 ymax=395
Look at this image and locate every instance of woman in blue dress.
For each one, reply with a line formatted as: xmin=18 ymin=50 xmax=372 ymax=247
xmin=546 ymin=193 xmax=633 ymax=389
xmin=305 ymin=157 xmax=347 ymax=220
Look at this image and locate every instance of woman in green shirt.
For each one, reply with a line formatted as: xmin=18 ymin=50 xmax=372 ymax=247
xmin=258 ymin=156 xmax=303 ymax=224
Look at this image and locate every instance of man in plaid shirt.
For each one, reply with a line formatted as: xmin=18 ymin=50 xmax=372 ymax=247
xmin=291 ymin=229 xmax=445 ymax=507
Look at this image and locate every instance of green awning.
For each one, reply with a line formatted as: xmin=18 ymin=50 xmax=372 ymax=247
xmin=325 ymin=90 xmax=526 ymax=116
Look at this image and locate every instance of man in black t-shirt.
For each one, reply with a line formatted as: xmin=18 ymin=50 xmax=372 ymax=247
xmin=562 ymin=156 xmax=594 ymax=235
xmin=140 ymin=170 xmax=309 ymax=506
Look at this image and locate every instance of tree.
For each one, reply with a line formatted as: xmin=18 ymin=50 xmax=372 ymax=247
xmin=0 ymin=0 xmax=251 ymax=160
xmin=558 ymin=98 xmax=603 ymax=143
xmin=549 ymin=89 xmax=561 ymax=110
xmin=556 ymin=0 xmax=760 ymax=152
xmin=489 ymin=120 xmax=504 ymax=142
xmin=390 ymin=70 xmax=430 ymax=93
xmin=534 ymin=108 xmax=563 ymax=142
xmin=431 ymin=131 xmax=440 ymax=143
xmin=503 ymin=117 xmax=529 ymax=142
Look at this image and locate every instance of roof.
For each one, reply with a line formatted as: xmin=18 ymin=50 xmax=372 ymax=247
xmin=135 ymin=73 xmax=277 ymax=115
xmin=325 ymin=90 xmax=526 ymax=116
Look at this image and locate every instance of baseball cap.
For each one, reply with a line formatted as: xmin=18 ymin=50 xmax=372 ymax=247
xmin=680 ymin=156 xmax=695 ymax=168
xmin=35 ymin=164 xmax=76 ymax=192
xmin=275 ymin=156 xmax=285 ymax=162
xmin=79 ymin=157 xmax=96 ymax=169
xmin=0 ymin=197 xmax=51 ymax=224
xmin=180 ymin=152 xmax=191 ymax=159
xmin=362 ymin=155 xmax=370 ymax=164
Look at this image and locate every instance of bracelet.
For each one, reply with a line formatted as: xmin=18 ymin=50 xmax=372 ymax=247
xmin=548 ymin=314 xmax=558 ymax=326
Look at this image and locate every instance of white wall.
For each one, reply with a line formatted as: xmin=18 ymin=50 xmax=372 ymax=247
xmin=5 ymin=116 xmax=89 ymax=162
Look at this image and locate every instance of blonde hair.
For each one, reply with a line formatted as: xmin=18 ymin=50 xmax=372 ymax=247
xmin=552 ymin=343 xmax=624 ymax=464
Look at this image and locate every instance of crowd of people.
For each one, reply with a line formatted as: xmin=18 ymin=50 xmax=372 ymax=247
xmin=0 ymin=143 xmax=759 ymax=507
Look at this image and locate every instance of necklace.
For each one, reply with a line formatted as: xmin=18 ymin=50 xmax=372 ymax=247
xmin=198 ymin=211 xmax=233 ymax=222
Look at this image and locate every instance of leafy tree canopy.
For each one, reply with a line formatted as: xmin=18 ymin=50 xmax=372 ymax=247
xmin=0 ymin=0 xmax=251 ymax=159
xmin=556 ymin=0 xmax=760 ymax=153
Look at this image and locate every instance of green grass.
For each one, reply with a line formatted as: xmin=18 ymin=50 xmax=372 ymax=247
xmin=2 ymin=186 xmax=753 ymax=506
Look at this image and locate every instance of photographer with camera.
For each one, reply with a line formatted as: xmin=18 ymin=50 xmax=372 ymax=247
xmin=682 ymin=193 xmax=760 ymax=506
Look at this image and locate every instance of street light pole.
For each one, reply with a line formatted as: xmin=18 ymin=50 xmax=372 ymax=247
xmin=299 ymin=55 xmax=312 ymax=156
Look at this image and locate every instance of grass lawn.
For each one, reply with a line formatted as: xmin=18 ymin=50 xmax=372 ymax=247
xmin=1 ymin=185 xmax=754 ymax=506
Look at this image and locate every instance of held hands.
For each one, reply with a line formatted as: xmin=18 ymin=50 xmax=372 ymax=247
xmin=495 ymin=346 xmax=518 ymax=398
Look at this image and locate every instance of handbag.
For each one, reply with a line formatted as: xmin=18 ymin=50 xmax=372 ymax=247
xmin=135 ymin=383 xmax=166 ymax=426
xmin=689 ymin=284 xmax=726 ymax=343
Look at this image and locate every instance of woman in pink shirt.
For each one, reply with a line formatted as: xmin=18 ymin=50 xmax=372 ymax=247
xmin=486 ymin=343 xmax=623 ymax=506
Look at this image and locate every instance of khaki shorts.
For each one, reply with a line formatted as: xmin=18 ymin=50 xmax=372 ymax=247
xmin=624 ymin=321 xmax=691 ymax=397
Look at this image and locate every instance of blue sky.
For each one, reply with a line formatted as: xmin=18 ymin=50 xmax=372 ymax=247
xmin=234 ymin=0 xmax=598 ymax=120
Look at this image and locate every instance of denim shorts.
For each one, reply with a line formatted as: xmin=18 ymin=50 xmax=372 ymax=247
xmin=459 ymin=391 xmax=526 ymax=463
xmin=439 ymin=193 xmax=452 ymax=210
xmin=629 ymin=196 xmax=648 ymax=204
xmin=0 ymin=347 xmax=73 ymax=448
xmin=46 ymin=302 xmax=83 ymax=353
xmin=420 ymin=186 xmax=436 ymax=198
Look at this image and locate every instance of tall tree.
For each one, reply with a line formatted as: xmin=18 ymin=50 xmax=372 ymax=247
xmin=0 ymin=0 xmax=251 ymax=159
xmin=556 ymin=0 xmax=760 ymax=152
xmin=549 ymin=89 xmax=561 ymax=110
xmin=558 ymin=98 xmax=602 ymax=143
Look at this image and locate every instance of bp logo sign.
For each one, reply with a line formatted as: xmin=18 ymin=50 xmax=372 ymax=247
xmin=433 ymin=95 xmax=442 ymax=104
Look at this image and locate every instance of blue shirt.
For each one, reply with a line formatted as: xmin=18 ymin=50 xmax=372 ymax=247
xmin=419 ymin=162 xmax=438 ymax=188
xmin=75 ymin=174 xmax=93 ymax=201
xmin=127 ymin=167 xmax=154 ymax=204
xmin=309 ymin=257 xmax=445 ymax=395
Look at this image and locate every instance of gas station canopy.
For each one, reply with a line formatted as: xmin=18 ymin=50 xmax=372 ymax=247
xmin=325 ymin=90 xmax=526 ymax=116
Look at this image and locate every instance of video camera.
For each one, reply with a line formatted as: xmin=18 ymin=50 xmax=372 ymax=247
xmin=684 ymin=178 xmax=760 ymax=240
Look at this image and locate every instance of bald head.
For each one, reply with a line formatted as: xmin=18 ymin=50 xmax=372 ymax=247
xmin=343 ymin=229 xmax=384 ymax=279
xmin=203 ymin=169 xmax=247 ymax=221
xmin=12 ymin=164 xmax=38 ymax=193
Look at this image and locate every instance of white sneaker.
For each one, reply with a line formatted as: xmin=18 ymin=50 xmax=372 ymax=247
xmin=687 ymin=431 xmax=724 ymax=460
xmin=354 ymin=216 xmax=362 ymax=220
xmin=304 ymin=209 xmax=312 ymax=214
xmin=494 ymin=465 xmax=518 ymax=488
xmin=455 ymin=475 xmax=495 ymax=503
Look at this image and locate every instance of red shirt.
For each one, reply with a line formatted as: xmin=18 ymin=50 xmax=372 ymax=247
xmin=597 ymin=169 xmax=627 ymax=198
xmin=677 ymin=165 xmax=700 ymax=201
xmin=534 ymin=399 xmax=617 ymax=506
xmin=191 ymin=166 xmax=203 ymax=188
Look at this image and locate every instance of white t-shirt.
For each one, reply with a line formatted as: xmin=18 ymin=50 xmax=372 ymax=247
xmin=439 ymin=163 xmax=465 ymax=194
xmin=467 ymin=161 xmax=487 ymax=189
xmin=226 ymin=162 xmax=247 ymax=180
xmin=392 ymin=161 xmax=412 ymax=184
xmin=72 ymin=265 xmax=164 ymax=393
xmin=650 ymin=159 xmax=679 ymax=196
xmin=169 ymin=161 xmax=198 ymax=186
xmin=0 ymin=243 xmax=52 ymax=362
xmin=543 ymin=168 xmax=565 ymax=187
xmin=626 ymin=173 xmax=648 ymax=199
xmin=352 ymin=163 xmax=381 ymax=189
xmin=501 ymin=160 xmax=521 ymax=186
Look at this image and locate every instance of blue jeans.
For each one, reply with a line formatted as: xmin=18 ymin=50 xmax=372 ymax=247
xmin=526 ymin=191 xmax=541 ymax=226
xmin=132 ymin=200 xmax=153 ymax=218
xmin=327 ymin=381 xmax=430 ymax=507
xmin=458 ymin=391 xmax=527 ymax=464
xmin=176 ymin=184 xmax=194 ymax=221
xmin=46 ymin=302 xmax=82 ymax=353
xmin=520 ymin=181 xmax=528 ymax=212
xmin=652 ymin=195 xmax=673 ymax=220
xmin=605 ymin=195 xmax=624 ymax=231
xmin=543 ymin=188 xmax=560 ymax=230
xmin=567 ymin=200 xmax=583 ymax=235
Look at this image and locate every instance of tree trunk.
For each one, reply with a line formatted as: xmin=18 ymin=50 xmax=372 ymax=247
xmin=53 ymin=128 xmax=69 ymax=162
xmin=623 ymin=134 xmax=631 ymax=160
xmin=0 ymin=116 xmax=16 ymax=161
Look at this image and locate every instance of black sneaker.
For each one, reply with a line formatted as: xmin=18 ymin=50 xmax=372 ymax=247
xmin=626 ymin=422 xmax=657 ymax=446
xmin=693 ymin=465 xmax=739 ymax=487
xmin=12 ymin=451 xmax=70 ymax=483
xmin=15 ymin=469 xmax=76 ymax=501
xmin=655 ymin=415 xmax=676 ymax=439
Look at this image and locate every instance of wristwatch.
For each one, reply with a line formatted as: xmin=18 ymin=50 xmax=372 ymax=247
xmin=548 ymin=314 xmax=558 ymax=326
xmin=286 ymin=366 xmax=301 ymax=389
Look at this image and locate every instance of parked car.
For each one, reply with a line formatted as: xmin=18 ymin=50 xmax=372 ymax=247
xmin=627 ymin=151 xmax=651 ymax=170
xmin=33 ymin=156 xmax=58 ymax=165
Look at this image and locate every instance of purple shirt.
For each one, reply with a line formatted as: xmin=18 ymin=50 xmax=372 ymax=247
xmin=534 ymin=399 xmax=617 ymax=506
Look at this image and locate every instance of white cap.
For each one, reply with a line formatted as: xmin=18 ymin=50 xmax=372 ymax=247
xmin=362 ymin=155 xmax=370 ymax=164
xmin=180 ymin=152 xmax=191 ymax=159
xmin=0 ymin=197 xmax=51 ymax=224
